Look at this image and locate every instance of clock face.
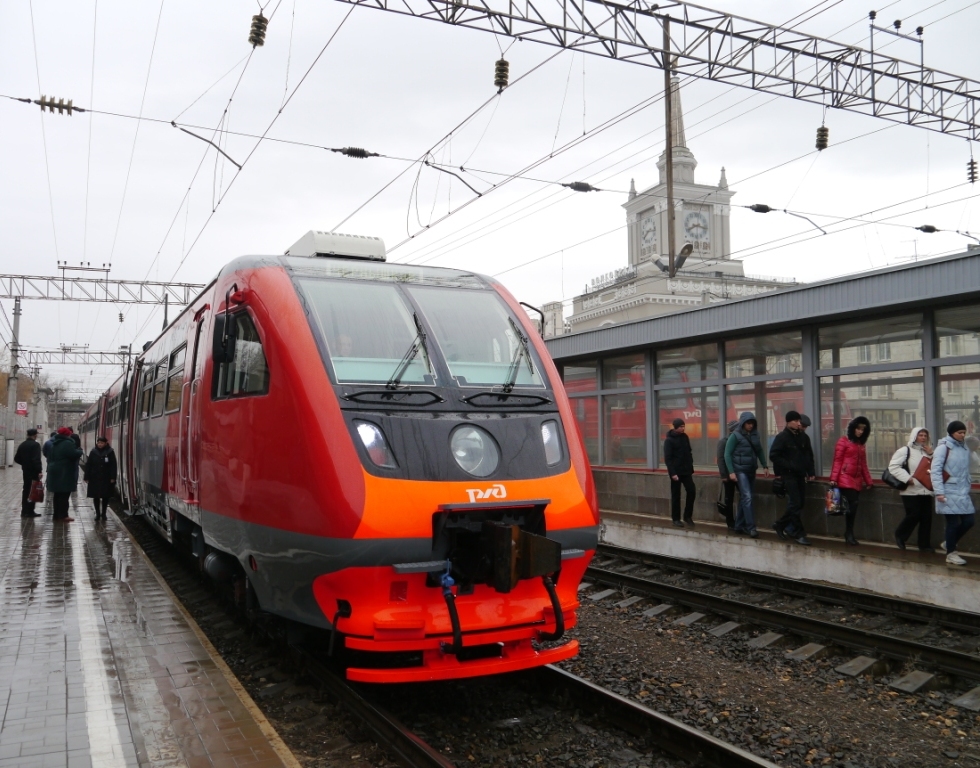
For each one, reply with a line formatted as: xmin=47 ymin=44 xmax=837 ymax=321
xmin=684 ymin=211 xmax=709 ymax=239
xmin=639 ymin=214 xmax=657 ymax=259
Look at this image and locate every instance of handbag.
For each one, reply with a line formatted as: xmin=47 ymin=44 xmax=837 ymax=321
xmin=911 ymin=455 xmax=949 ymax=492
xmin=825 ymin=487 xmax=843 ymax=516
xmin=881 ymin=447 xmax=910 ymax=491
xmin=772 ymin=477 xmax=786 ymax=498
xmin=28 ymin=480 xmax=44 ymax=503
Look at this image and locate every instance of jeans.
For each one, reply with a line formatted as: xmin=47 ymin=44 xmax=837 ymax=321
xmin=776 ymin=474 xmax=807 ymax=537
xmin=945 ymin=513 xmax=976 ymax=553
xmin=895 ymin=496 xmax=934 ymax=549
xmin=734 ymin=472 xmax=756 ymax=532
xmin=670 ymin=475 xmax=696 ymax=521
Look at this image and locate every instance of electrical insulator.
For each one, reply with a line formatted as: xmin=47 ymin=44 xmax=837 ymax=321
xmin=35 ymin=96 xmax=80 ymax=116
xmin=969 ymin=158 xmax=978 ymax=184
xmin=249 ymin=13 xmax=268 ymax=47
xmin=494 ymin=58 xmax=510 ymax=91
xmin=118 ymin=313 xmax=124 ymax=323
xmin=815 ymin=125 xmax=829 ymax=151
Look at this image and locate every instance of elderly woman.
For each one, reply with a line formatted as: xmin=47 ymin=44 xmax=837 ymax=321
xmin=46 ymin=427 xmax=83 ymax=522
xmin=933 ymin=421 xmax=976 ymax=566
xmin=888 ymin=427 xmax=934 ymax=552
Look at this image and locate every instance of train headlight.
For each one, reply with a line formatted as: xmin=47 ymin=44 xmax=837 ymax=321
xmin=541 ymin=420 xmax=562 ymax=466
xmin=450 ymin=426 xmax=499 ymax=478
xmin=356 ymin=422 xmax=397 ymax=468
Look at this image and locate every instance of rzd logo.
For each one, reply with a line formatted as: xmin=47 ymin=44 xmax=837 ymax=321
xmin=465 ymin=484 xmax=507 ymax=503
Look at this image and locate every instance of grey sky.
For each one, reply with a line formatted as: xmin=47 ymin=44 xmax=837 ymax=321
xmin=2 ymin=0 xmax=978 ymax=395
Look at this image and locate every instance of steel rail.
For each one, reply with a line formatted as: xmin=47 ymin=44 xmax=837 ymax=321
xmin=597 ymin=544 xmax=980 ymax=632
xmin=299 ymin=655 xmax=455 ymax=768
xmin=585 ymin=565 xmax=980 ymax=680
xmin=527 ymin=666 xmax=777 ymax=768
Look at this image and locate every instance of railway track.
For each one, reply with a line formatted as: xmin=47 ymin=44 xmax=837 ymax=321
xmin=588 ymin=544 xmax=980 ymax=682
xmin=122 ymin=513 xmax=778 ymax=768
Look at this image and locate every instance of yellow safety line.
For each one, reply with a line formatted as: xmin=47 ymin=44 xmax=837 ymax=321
xmin=114 ymin=510 xmax=304 ymax=768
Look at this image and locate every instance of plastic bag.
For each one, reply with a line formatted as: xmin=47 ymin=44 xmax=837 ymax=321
xmin=825 ymin=487 xmax=843 ymax=516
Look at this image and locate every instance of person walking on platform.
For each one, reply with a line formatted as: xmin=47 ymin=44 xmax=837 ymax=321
xmin=716 ymin=420 xmax=739 ymax=530
xmin=933 ymin=421 xmax=976 ymax=566
xmin=829 ymin=416 xmax=873 ymax=546
xmin=47 ymin=427 xmax=83 ymax=522
xmin=84 ymin=436 xmax=117 ymax=522
xmin=769 ymin=411 xmax=815 ymax=546
xmin=14 ymin=428 xmax=42 ymax=518
xmin=889 ymin=427 xmax=935 ymax=552
xmin=664 ymin=418 xmax=696 ymax=528
xmin=725 ymin=411 xmax=769 ymax=538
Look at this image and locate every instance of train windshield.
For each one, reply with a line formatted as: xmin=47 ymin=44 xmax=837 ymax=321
xmin=407 ymin=286 xmax=545 ymax=389
xmin=298 ymin=279 xmax=432 ymax=385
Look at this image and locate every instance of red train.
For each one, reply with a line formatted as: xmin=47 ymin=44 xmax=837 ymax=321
xmin=80 ymin=232 xmax=599 ymax=683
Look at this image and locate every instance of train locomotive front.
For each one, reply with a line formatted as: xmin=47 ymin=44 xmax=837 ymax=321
xmin=129 ymin=233 xmax=599 ymax=683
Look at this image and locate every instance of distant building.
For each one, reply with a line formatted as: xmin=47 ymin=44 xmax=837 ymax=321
xmin=544 ymin=76 xmax=796 ymax=337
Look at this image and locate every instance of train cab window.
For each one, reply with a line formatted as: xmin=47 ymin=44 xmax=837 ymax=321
xmin=151 ymin=363 xmax=167 ymax=417
xmin=165 ymin=345 xmax=186 ymax=413
xmin=213 ymin=312 xmax=269 ymax=399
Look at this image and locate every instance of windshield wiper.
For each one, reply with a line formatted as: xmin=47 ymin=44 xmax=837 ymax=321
xmin=503 ymin=316 xmax=534 ymax=393
xmin=387 ymin=313 xmax=432 ymax=389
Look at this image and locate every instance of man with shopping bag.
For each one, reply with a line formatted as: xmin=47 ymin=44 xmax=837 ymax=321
xmin=14 ymin=428 xmax=43 ymax=518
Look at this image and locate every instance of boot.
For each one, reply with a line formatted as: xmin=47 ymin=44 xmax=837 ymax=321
xmin=844 ymin=513 xmax=859 ymax=546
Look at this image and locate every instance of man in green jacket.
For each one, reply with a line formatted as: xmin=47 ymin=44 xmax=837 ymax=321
xmin=47 ymin=428 xmax=83 ymax=522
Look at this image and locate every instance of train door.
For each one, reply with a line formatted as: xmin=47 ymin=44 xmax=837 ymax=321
xmin=183 ymin=305 xmax=210 ymax=499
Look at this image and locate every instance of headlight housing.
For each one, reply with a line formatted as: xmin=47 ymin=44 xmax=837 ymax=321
xmin=355 ymin=421 xmax=397 ymax=468
xmin=450 ymin=425 xmax=500 ymax=477
xmin=541 ymin=420 xmax=562 ymax=466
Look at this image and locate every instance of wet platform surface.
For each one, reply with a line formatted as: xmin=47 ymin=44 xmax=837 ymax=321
xmin=0 ymin=472 xmax=296 ymax=768
xmin=601 ymin=509 xmax=980 ymax=613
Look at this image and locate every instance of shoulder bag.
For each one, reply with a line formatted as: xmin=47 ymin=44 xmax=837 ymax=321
xmin=881 ymin=447 xmax=910 ymax=490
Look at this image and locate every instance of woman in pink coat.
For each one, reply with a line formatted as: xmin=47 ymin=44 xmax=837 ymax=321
xmin=829 ymin=416 xmax=873 ymax=545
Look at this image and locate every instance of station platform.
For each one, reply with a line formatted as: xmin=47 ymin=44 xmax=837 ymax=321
xmin=0 ymin=474 xmax=299 ymax=768
xmin=601 ymin=508 xmax=980 ymax=614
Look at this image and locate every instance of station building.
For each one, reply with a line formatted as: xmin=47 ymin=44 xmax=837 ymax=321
xmin=545 ymin=247 xmax=980 ymax=552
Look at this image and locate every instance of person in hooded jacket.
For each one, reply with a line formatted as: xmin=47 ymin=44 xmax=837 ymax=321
xmin=664 ymin=418 xmax=696 ymax=527
xmin=887 ymin=426 xmax=935 ymax=552
xmin=769 ymin=410 xmax=815 ymax=546
xmin=715 ymin=419 xmax=739 ymax=530
xmin=84 ymin=436 xmax=117 ymax=521
xmin=932 ymin=421 xmax=975 ymax=566
xmin=724 ymin=411 xmax=769 ymax=537
xmin=829 ymin=416 xmax=873 ymax=545
xmin=47 ymin=427 xmax=83 ymax=522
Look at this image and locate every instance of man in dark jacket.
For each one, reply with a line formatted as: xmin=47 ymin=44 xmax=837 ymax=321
xmin=725 ymin=411 xmax=769 ymax=537
xmin=769 ymin=410 xmax=815 ymax=546
xmin=716 ymin=420 xmax=739 ymax=530
xmin=47 ymin=428 xmax=83 ymax=522
xmin=14 ymin=428 xmax=43 ymax=518
xmin=664 ymin=418 xmax=696 ymax=527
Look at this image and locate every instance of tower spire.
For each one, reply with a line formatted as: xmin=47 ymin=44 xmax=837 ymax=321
xmin=656 ymin=75 xmax=697 ymax=184
xmin=669 ymin=76 xmax=687 ymax=149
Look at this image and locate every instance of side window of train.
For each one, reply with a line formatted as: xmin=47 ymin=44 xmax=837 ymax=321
xmin=164 ymin=345 xmax=186 ymax=413
xmin=212 ymin=311 xmax=269 ymax=400
xmin=140 ymin=368 xmax=154 ymax=420
xmin=151 ymin=361 xmax=167 ymax=417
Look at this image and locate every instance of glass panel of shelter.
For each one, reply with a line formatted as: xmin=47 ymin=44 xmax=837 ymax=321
xmin=938 ymin=362 xmax=980 ymax=481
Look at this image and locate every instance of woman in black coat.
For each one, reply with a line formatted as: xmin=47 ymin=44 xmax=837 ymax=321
xmin=84 ymin=436 xmax=117 ymax=521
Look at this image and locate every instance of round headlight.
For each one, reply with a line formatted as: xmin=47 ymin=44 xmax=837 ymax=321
xmin=450 ymin=426 xmax=500 ymax=477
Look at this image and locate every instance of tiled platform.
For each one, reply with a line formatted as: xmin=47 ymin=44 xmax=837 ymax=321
xmin=601 ymin=509 xmax=980 ymax=613
xmin=0 ymin=472 xmax=299 ymax=768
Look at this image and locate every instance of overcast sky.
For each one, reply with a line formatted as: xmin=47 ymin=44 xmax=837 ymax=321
xmin=2 ymin=0 xmax=978 ymax=396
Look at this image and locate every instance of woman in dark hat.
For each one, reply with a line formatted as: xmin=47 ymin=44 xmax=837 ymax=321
xmin=84 ymin=436 xmax=117 ymax=522
xmin=829 ymin=416 xmax=873 ymax=545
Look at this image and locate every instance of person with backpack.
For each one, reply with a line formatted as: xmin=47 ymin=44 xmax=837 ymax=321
xmin=829 ymin=416 xmax=873 ymax=545
xmin=769 ymin=411 xmax=815 ymax=546
xmin=715 ymin=419 xmax=739 ymax=530
xmin=664 ymin=418 xmax=696 ymax=527
xmin=933 ymin=421 xmax=975 ymax=566
xmin=724 ymin=411 xmax=769 ymax=538
xmin=887 ymin=427 xmax=934 ymax=552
